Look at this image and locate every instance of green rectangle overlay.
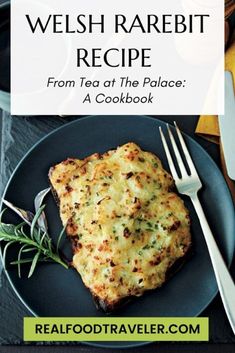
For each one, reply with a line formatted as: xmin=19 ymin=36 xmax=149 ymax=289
xmin=24 ymin=317 xmax=208 ymax=341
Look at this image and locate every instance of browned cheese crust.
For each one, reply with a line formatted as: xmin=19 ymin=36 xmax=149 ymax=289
xmin=49 ymin=142 xmax=191 ymax=312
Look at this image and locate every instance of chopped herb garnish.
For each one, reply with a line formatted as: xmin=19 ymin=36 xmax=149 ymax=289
xmin=143 ymin=244 xmax=151 ymax=250
xmin=138 ymin=250 xmax=143 ymax=256
xmin=153 ymin=180 xmax=161 ymax=189
xmin=115 ymin=236 xmax=119 ymax=241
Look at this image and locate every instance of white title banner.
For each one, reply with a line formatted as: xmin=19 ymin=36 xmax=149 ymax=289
xmin=11 ymin=0 xmax=224 ymax=115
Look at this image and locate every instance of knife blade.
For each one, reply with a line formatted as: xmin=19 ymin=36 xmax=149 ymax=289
xmin=219 ymin=71 xmax=235 ymax=180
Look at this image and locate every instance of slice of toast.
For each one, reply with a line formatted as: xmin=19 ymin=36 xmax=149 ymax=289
xmin=49 ymin=142 xmax=191 ymax=312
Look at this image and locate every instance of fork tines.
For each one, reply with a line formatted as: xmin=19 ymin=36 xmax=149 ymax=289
xmin=159 ymin=122 xmax=198 ymax=180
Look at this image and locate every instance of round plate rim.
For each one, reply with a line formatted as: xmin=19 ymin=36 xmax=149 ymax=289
xmin=1 ymin=115 xmax=235 ymax=349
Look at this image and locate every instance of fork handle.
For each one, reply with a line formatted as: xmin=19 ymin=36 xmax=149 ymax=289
xmin=191 ymin=194 xmax=235 ymax=335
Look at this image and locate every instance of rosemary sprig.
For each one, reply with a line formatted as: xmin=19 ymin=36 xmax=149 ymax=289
xmin=0 ymin=206 xmax=69 ymax=278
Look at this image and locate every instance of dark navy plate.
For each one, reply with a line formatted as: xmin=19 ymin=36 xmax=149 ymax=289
xmin=1 ymin=116 xmax=235 ymax=348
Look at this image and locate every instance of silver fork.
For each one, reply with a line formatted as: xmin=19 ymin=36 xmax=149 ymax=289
xmin=159 ymin=122 xmax=235 ymax=335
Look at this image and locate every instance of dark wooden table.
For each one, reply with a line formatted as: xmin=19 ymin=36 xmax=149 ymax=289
xmin=0 ymin=113 xmax=234 ymax=353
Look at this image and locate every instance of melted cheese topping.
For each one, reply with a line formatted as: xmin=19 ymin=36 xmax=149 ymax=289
xmin=49 ymin=142 xmax=191 ymax=307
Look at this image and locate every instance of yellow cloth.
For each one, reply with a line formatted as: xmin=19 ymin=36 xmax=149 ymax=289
xmin=196 ymin=33 xmax=235 ymax=143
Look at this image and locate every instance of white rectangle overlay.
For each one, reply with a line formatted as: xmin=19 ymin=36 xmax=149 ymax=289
xmin=11 ymin=0 xmax=224 ymax=115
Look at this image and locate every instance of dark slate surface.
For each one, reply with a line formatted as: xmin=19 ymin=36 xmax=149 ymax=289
xmin=0 ymin=0 xmax=234 ymax=349
xmin=0 ymin=344 xmax=235 ymax=353
xmin=0 ymin=112 xmax=234 ymax=352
